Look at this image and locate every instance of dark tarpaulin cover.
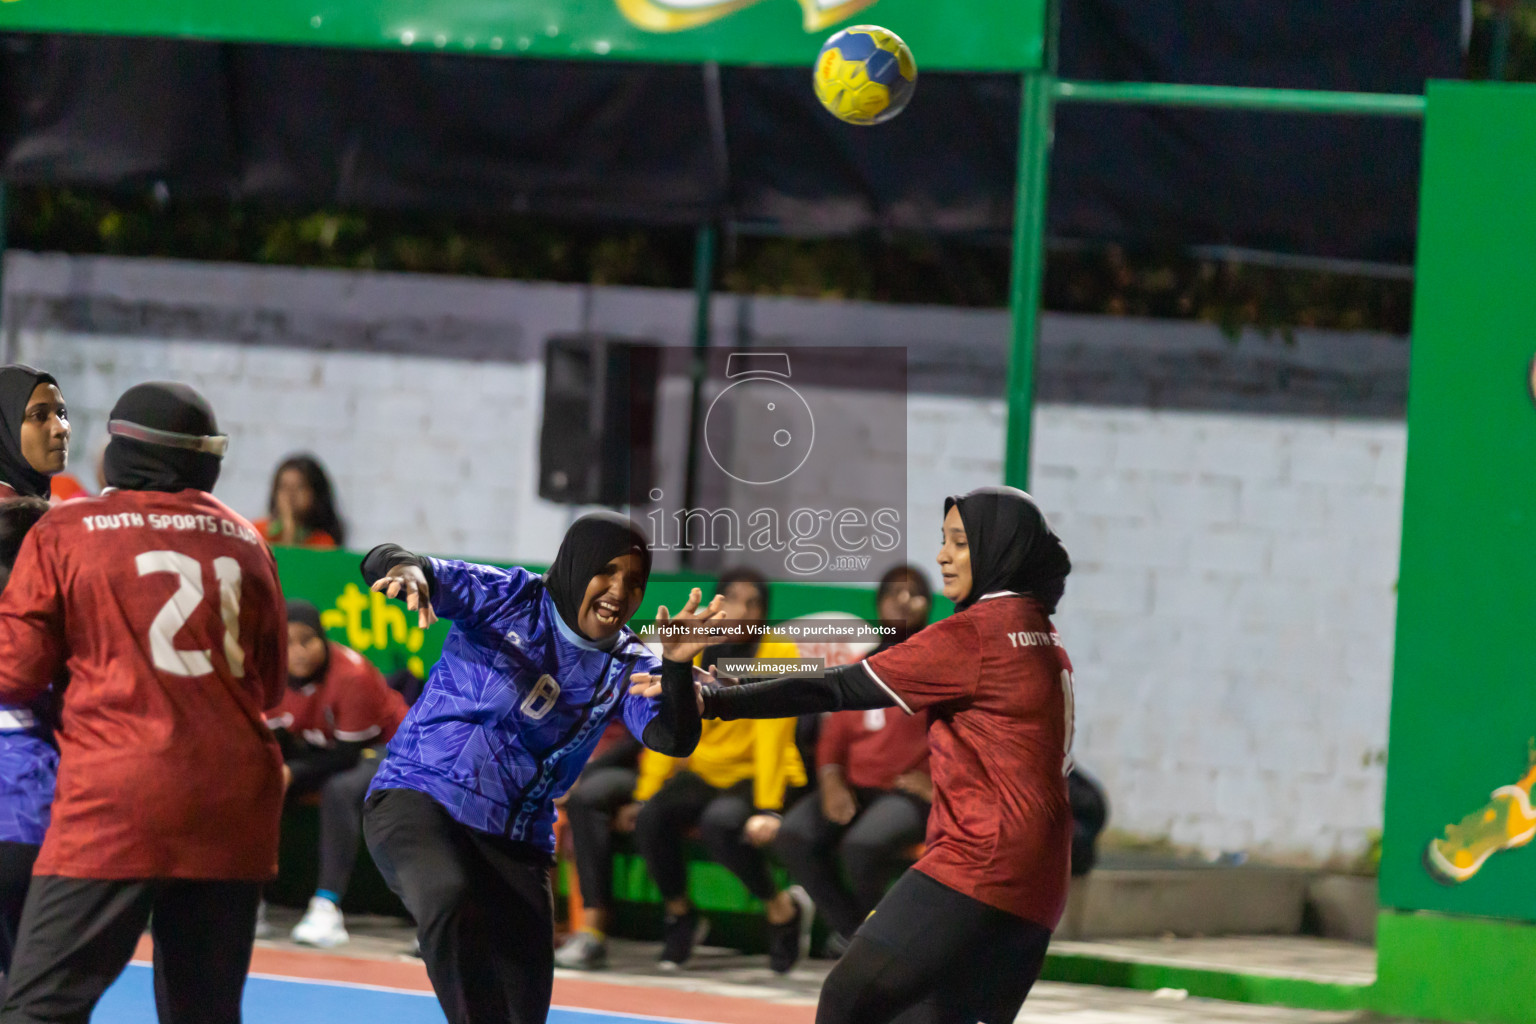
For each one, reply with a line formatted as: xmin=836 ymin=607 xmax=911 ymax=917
xmin=0 ymin=1 xmax=1462 ymax=262
xmin=1049 ymin=0 xmax=1465 ymax=262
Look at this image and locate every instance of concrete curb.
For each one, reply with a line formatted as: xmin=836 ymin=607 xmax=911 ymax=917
xmin=1040 ymin=950 xmax=1375 ymax=1013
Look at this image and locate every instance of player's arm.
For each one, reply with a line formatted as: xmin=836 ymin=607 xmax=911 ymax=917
xmin=623 ymin=587 xmax=724 ymax=756
xmin=696 ymin=661 xmax=896 ymax=720
xmin=0 ymin=528 xmax=66 ymax=704
xmin=361 ymin=544 xmax=532 ymax=630
xmin=626 ymin=652 xmax=706 ymax=757
xmin=626 ymin=648 xmax=897 ymax=721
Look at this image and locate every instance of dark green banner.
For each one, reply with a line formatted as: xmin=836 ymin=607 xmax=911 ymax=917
xmin=0 ymin=0 xmax=1042 ymax=70
xmin=1381 ymin=81 xmax=1536 ymax=921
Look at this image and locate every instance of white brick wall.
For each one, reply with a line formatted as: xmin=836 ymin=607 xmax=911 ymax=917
xmin=893 ymin=398 xmax=1403 ymax=864
xmin=17 ymin=269 xmax=1406 ymax=866
xmin=21 ymin=332 xmax=577 ymax=565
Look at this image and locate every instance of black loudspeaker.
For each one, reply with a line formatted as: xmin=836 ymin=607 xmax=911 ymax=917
xmin=538 ymin=334 xmax=660 ymax=506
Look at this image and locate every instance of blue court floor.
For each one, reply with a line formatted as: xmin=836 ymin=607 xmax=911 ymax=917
xmin=98 ymin=964 xmax=711 ymax=1024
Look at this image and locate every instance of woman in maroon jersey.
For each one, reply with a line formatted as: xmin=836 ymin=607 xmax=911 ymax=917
xmin=0 ymin=382 xmax=287 ymax=1024
xmin=635 ymin=486 xmax=1074 ymax=1024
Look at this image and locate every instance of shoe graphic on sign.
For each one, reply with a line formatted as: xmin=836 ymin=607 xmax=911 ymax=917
xmin=1425 ymin=742 xmax=1536 ymax=884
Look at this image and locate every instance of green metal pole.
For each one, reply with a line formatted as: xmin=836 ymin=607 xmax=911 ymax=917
xmin=680 ymin=221 xmax=717 ymax=565
xmin=1053 ymin=80 xmax=1425 ymax=117
xmin=1003 ymin=15 xmax=1057 ymax=491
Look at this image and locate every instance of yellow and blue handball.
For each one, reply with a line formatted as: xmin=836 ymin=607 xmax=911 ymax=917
xmin=813 ymin=25 xmax=917 ymax=126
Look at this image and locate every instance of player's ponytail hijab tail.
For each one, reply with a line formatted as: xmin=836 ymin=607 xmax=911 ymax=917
xmin=946 ymin=486 xmax=1070 ymax=613
xmin=102 ymin=382 xmax=226 ymax=494
xmin=544 ymin=511 xmax=653 ymax=641
xmin=0 ymin=364 xmax=61 ymax=498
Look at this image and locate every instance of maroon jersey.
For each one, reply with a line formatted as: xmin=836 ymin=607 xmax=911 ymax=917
xmin=862 ymin=593 xmax=1074 ymax=928
xmin=267 ymin=642 xmax=407 ymax=747
xmin=818 ymin=704 xmax=930 ymax=791
xmin=0 ymin=489 xmax=286 ymax=880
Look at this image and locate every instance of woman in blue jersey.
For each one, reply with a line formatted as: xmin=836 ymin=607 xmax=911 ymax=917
xmin=361 ymin=512 xmax=715 ymax=1024
xmin=0 ymin=363 xmax=70 ymax=998
xmin=0 ymin=497 xmax=56 ymax=997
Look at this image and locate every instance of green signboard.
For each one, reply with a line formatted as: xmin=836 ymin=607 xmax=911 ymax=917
xmin=270 ymin=546 xmax=947 ymax=680
xmin=1380 ymin=81 xmax=1536 ymax=923
xmin=0 ymin=0 xmax=1043 ymax=70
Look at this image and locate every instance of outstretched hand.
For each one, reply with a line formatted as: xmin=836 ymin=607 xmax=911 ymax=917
xmin=371 ymin=563 xmax=438 ymax=629
xmin=652 ymin=588 xmax=729 ymax=663
xmin=628 ymin=664 xmax=717 ymax=713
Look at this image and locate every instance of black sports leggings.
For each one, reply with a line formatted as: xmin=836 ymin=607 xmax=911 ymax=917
xmin=364 ymin=788 xmax=554 ymax=1024
xmin=817 ymin=870 xmax=1052 ymax=1024
xmin=0 ymin=876 xmax=260 ymax=1024
xmin=634 ymin=772 xmax=777 ymax=902
xmin=561 ymin=767 xmax=638 ymax=912
xmin=0 ymin=841 xmax=39 ymax=986
xmin=315 ymin=753 xmax=383 ymax=898
xmin=773 ymin=787 xmax=927 ymax=938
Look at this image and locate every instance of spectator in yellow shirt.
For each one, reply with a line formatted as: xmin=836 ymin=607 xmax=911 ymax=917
xmin=632 ymin=568 xmax=809 ymax=974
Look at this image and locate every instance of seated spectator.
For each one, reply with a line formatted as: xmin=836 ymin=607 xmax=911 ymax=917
xmin=552 ymin=719 xmax=643 ymax=971
xmin=255 ymin=454 xmax=346 ymax=549
xmin=773 ymin=565 xmax=934 ymax=955
xmin=263 ymin=600 xmax=407 ymax=947
xmin=631 ymin=568 xmax=809 ymax=974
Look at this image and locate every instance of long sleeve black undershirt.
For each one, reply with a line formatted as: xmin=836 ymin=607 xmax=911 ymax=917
xmin=643 ymin=663 xmax=702 ymax=756
xmin=677 ymin=660 xmax=898 ymax=721
xmin=361 ymin=543 xmax=436 ymax=592
xmin=358 ymin=543 xmax=700 ymax=757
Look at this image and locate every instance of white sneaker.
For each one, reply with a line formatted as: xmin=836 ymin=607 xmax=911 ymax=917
xmin=290 ymin=896 xmax=350 ymax=948
xmin=254 ymin=900 xmax=274 ymax=940
xmin=554 ymin=930 xmax=607 ymax=970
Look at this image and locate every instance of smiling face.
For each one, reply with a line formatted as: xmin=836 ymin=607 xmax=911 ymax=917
xmin=19 ymin=383 xmax=69 ymax=476
xmin=935 ymin=506 xmax=972 ymax=604
xmin=577 ymin=552 xmax=646 ymax=640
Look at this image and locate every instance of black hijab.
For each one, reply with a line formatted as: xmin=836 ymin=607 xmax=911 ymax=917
xmin=0 ymin=365 xmax=59 ymax=498
xmin=102 ymin=382 xmax=224 ymax=493
xmin=286 ymin=599 xmax=331 ymax=686
xmin=544 ymin=512 xmax=653 ymax=642
xmin=946 ymin=486 xmax=1071 ymax=614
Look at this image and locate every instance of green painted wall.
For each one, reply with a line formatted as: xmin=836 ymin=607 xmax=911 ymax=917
xmin=1375 ymin=80 xmax=1536 ymax=1024
xmin=1380 ymin=81 xmax=1536 ymax=925
xmin=0 ymin=0 xmax=1043 ymax=70
xmin=1376 ymin=911 xmax=1536 ymax=1024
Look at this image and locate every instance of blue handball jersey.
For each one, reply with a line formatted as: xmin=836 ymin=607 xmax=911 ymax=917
xmin=0 ymin=700 xmax=57 ymax=846
xmin=368 ymin=558 xmax=663 ymax=851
